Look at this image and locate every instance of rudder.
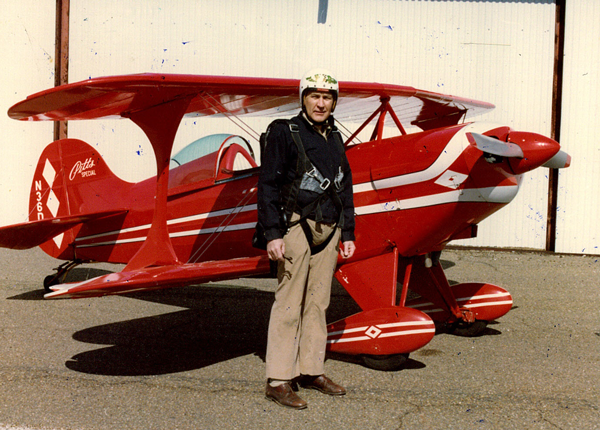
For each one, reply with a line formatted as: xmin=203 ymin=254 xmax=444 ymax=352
xmin=29 ymin=138 xmax=131 ymax=259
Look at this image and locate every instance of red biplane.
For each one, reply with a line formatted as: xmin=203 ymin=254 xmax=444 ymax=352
xmin=0 ymin=73 xmax=569 ymax=370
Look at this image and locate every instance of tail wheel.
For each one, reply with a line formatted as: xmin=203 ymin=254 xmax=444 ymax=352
xmin=43 ymin=274 xmax=61 ymax=292
xmin=361 ymin=353 xmax=409 ymax=371
xmin=42 ymin=259 xmax=83 ymax=292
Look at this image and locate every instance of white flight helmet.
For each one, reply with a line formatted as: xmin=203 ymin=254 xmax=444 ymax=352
xmin=299 ymin=68 xmax=339 ymax=112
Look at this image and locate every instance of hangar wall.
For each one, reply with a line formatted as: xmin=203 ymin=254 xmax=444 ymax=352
xmin=65 ymin=0 xmax=560 ymax=252
xmin=0 ymin=1 xmax=55 ymax=226
xmin=2 ymin=1 xmax=598 ymax=255
xmin=555 ymin=0 xmax=600 ymax=254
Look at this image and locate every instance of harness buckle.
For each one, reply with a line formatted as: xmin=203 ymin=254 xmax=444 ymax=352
xmin=334 ymin=166 xmax=343 ymax=190
xmin=319 ymin=178 xmax=331 ymax=191
xmin=306 ymin=166 xmax=317 ymax=178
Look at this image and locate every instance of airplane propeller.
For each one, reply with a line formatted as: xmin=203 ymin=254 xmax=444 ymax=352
xmin=542 ymin=149 xmax=571 ymax=169
xmin=469 ymin=132 xmax=524 ymax=158
xmin=468 ymin=131 xmax=570 ymax=174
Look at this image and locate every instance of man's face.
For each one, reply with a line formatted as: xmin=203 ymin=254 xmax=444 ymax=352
xmin=303 ymin=90 xmax=334 ymax=123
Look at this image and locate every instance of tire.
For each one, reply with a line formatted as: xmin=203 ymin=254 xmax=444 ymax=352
xmin=43 ymin=275 xmax=60 ymax=292
xmin=449 ymin=320 xmax=488 ymax=337
xmin=361 ymin=353 xmax=409 ymax=371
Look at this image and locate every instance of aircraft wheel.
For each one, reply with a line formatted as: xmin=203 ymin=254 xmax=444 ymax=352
xmin=449 ymin=320 xmax=488 ymax=337
xmin=361 ymin=353 xmax=409 ymax=371
xmin=43 ymin=275 xmax=60 ymax=292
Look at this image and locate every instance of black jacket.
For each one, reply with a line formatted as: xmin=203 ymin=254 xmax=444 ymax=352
xmin=257 ymin=113 xmax=355 ymax=243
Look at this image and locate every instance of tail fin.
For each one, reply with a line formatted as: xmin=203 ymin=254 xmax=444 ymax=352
xmin=28 ymin=138 xmax=132 ymax=259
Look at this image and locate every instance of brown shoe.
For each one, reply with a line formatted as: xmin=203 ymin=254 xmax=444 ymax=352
xmin=265 ymin=382 xmax=308 ymax=410
xmin=300 ymin=374 xmax=346 ymax=396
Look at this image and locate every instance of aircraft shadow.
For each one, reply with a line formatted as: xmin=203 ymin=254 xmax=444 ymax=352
xmin=7 ymin=259 xmax=471 ymax=375
xmin=440 ymin=258 xmax=456 ymax=270
xmin=65 ymin=281 xmax=369 ymax=377
xmin=67 ymin=285 xmax=273 ymax=376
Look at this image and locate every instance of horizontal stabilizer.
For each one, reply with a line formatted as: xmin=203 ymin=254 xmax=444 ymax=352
xmin=0 ymin=209 xmax=128 ymax=250
xmin=45 ymin=255 xmax=271 ymax=299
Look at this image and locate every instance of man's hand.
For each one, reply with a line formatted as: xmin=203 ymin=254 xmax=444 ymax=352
xmin=267 ymin=238 xmax=286 ymax=261
xmin=340 ymin=241 xmax=355 ymax=259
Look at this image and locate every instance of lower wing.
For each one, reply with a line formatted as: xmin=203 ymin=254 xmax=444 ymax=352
xmin=45 ymin=255 xmax=272 ymax=299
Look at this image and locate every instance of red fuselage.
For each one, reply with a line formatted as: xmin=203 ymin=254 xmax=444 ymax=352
xmin=54 ymin=121 xmax=548 ymax=267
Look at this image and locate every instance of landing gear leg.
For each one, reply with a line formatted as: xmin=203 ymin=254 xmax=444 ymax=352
xmin=43 ymin=260 xmax=83 ymax=292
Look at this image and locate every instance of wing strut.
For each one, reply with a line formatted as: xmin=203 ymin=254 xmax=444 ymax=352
xmin=344 ymin=97 xmax=407 ymax=146
xmin=124 ymin=94 xmax=193 ymax=271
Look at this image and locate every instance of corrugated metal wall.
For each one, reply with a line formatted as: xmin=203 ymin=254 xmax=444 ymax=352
xmin=3 ymin=0 xmax=598 ymax=254
xmin=0 ymin=1 xmax=55 ymax=225
xmin=556 ymin=0 xmax=600 ymax=254
xmin=65 ymin=0 xmax=558 ymax=251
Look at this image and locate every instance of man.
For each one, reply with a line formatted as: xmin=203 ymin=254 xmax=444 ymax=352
xmin=257 ymin=69 xmax=356 ymax=410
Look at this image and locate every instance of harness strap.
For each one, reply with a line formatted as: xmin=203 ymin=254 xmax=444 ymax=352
xmin=280 ymin=120 xmax=346 ymax=230
xmin=281 ymin=122 xmax=311 ymax=225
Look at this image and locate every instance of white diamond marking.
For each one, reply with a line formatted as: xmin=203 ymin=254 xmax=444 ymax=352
xmin=42 ymin=159 xmax=57 ymax=188
xmin=435 ymin=170 xmax=468 ymax=190
xmin=53 ymin=233 xmax=64 ymax=248
xmin=46 ymin=189 xmax=60 ymax=217
xmin=365 ymin=326 xmax=382 ymax=339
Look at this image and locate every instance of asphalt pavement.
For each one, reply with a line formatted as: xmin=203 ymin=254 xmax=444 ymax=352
xmin=0 ymin=246 xmax=598 ymax=429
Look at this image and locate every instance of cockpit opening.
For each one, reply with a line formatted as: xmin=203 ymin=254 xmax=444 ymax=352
xmin=168 ymin=134 xmax=258 ymax=191
xmin=170 ymin=134 xmax=256 ymax=170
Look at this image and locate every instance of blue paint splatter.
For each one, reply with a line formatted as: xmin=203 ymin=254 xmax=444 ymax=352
xmin=376 ymin=21 xmax=393 ymax=31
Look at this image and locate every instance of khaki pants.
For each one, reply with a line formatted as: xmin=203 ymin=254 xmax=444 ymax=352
xmin=265 ymin=215 xmax=341 ymax=381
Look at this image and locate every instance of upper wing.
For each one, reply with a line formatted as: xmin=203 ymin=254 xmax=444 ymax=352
xmin=8 ymin=73 xmax=494 ymax=130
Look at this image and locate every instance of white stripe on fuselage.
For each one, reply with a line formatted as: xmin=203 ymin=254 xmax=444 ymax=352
xmin=75 ymin=221 xmax=258 ymax=248
xmin=75 ymin=183 xmax=516 ymax=248
xmin=354 ymin=185 xmax=519 ymax=216
xmin=74 ymin=204 xmax=258 ymax=243
xmin=352 ymin=122 xmax=502 ymax=194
